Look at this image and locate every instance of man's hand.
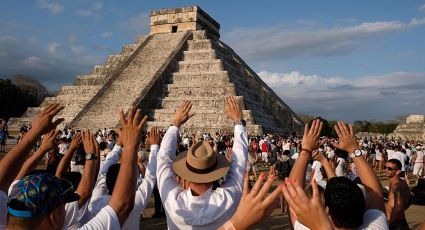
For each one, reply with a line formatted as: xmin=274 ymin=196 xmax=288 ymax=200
xmin=147 ymin=126 xmax=160 ymax=145
xmin=281 ymin=179 xmax=332 ymax=230
xmin=30 ymin=104 xmax=65 ymax=135
xmin=119 ymin=107 xmax=148 ymax=147
xmin=229 ymin=168 xmax=281 ymax=230
xmin=312 ymin=149 xmax=325 ymax=162
xmin=331 ymin=121 xmax=358 ymax=153
xmin=38 ymin=129 xmax=60 ymax=152
xmin=69 ymin=133 xmax=82 ymax=151
xmin=82 ymin=130 xmax=97 ymax=154
xmin=301 ymin=119 xmax=323 ymax=152
xmin=225 ymin=96 xmax=243 ymax=122
xmin=172 ymin=101 xmax=194 ymax=127
xmin=225 ymin=147 xmax=233 ymax=162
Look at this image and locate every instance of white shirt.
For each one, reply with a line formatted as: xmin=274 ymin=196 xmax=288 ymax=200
xmin=335 ymin=157 xmax=347 ymax=177
xmin=87 ymin=144 xmax=159 ymax=230
xmin=294 ymin=209 xmax=388 ymax=230
xmin=311 ymin=161 xmax=323 ymax=182
xmin=415 ymin=151 xmax=424 ymax=163
xmin=157 ymin=125 xmax=248 ymax=230
xmin=78 ymin=205 xmax=120 ymax=230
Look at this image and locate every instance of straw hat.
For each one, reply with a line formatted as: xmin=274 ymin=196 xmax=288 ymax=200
xmin=172 ymin=141 xmax=230 ymax=183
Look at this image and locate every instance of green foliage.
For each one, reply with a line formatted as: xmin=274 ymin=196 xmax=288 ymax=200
xmin=0 ymin=79 xmax=39 ymax=120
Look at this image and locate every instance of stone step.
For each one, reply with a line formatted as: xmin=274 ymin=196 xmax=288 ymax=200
xmin=172 ymin=71 xmax=230 ymax=83
xmin=21 ymin=107 xmax=41 ymax=118
xmin=187 ymin=39 xmax=216 ymax=51
xmin=121 ymin=44 xmax=139 ymax=54
xmin=183 ymin=50 xmax=217 ymax=61
xmin=144 ymin=108 xmax=254 ymax=123
xmin=91 ymin=64 xmax=115 ymax=75
xmin=74 ymin=74 xmax=108 ymax=86
xmin=106 ymin=54 xmax=130 ymax=65
xmin=163 ymin=84 xmax=236 ymax=97
xmin=177 ymin=59 xmax=223 ymax=72
xmin=191 ymin=30 xmax=208 ymax=40
xmin=57 ymin=85 xmax=102 ymax=96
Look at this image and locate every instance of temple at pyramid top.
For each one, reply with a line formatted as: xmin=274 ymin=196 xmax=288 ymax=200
xmin=150 ymin=6 xmax=220 ymax=38
xmin=8 ymin=6 xmax=304 ymax=136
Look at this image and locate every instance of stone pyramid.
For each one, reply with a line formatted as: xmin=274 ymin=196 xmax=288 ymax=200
xmin=390 ymin=115 xmax=425 ymax=141
xmin=9 ymin=6 xmax=303 ymax=136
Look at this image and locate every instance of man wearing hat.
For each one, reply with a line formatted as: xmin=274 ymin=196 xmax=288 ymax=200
xmin=157 ymin=97 xmax=248 ymax=229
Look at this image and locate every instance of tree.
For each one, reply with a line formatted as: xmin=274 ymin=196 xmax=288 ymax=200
xmin=0 ymin=79 xmax=39 ymax=120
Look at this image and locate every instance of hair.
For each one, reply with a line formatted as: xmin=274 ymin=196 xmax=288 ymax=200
xmin=106 ymin=163 xmax=121 ymax=195
xmin=62 ymin=172 xmax=82 ymax=192
xmin=7 ymin=214 xmax=45 ymax=229
xmin=99 ymin=142 xmax=107 ymax=151
xmin=283 ymin=150 xmax=290 ymax=156
xmin=305 ymin=184 xmax=325 ymax=206
xmin=387 ymin=159 xmax=402 ymax=171
xmin=325 ymin=177 xmax=366 ymax=228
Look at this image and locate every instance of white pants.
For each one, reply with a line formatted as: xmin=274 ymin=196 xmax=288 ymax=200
xmin=261 ymin=152 xmax=268 ymax=163
xmin=413 ymin=163 xmax=423 ymax=176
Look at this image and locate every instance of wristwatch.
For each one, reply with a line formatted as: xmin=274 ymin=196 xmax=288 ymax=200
xmin=85 ymin=153 xmax=98 ymax=160
xmin=234 ymin=119 xmax=246 ymax=127
xmin=349 ymin=149 xmax=362 ymax=158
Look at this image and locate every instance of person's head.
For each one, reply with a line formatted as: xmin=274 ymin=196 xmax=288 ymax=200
xmin=385 ymin=159 xmax=402 ymax=179
xmin=283 ymin=150 xmax=290 ymax=156
xmin=106 ymin=163 xmax=121 ymax=195
xmin=334 ymin=148 xmax=348 ymax=159
xmin=7 ymin=172 xmax=79 ymax=230
xmin=172 ymin=141 xmax=229 ymax=195
xmin=325 ymin=177 xmax=366 ymax=229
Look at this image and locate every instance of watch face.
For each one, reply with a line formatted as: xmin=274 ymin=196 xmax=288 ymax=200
xmin=85 ymin=154 xmax=91 ymax=160
xmin=354 ymin=149 xmax=362 ymax=157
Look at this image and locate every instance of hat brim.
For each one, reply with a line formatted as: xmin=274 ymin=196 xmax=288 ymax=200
xmin=172 ymin=151 xmax=230 ymax=183
xmin=59 ymin=178 xmax=81 ymax=203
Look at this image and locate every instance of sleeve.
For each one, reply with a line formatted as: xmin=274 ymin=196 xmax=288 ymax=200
xmin=222 ymin=125 xmax=248 ymax=195
xmin=78 ymin=205 xmax=120 ymax=230
xmin=156 ymin=126 xmax=184 ymax=203
xmin=91 ymin=145 xmax=122 ymax=200
xmin=63 ymin=201 xmax=80 ymax=230
xmin=132 ymin=144 xmax=159 ymax=213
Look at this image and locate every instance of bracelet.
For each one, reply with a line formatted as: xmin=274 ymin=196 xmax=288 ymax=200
xmin=223 ymin=220 xmax=237 ymax=230
xmin=301 ymin=148 xmax=312 ymax=154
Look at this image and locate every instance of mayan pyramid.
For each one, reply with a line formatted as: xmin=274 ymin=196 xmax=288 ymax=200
xmin=390 ymin=115 xmax=425 ymax=141
xmin=9 ymin=6 xmax=303 ymax=136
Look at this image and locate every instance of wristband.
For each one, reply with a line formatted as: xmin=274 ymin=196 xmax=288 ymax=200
xmin=301 ymin=148 xmax=312 ymax=154
xmin=223 ymin=220 xmax=237 ymax=230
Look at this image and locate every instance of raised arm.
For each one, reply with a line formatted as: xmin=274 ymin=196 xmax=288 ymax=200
xmin=16 ymin=129 xmax=60 ymax=180
xmin=73 ymin=130 xmax=100 ymax=208
xmin=56 ymin=133 xmax=82 ymax=178
xmin=0 ymin=104 xmax=64 ymax=192
xmin=109 ymin=108 xmax=147 ymax=226
xmin=222 ymin=96 xmax=248 ymax=195
xmin=312 ymin=149 xmax=336 ymax=179
xmin=157 ymin=101 xmax=194 ymax=202
xmin=332 ymin=121 xmax=384 ymax=212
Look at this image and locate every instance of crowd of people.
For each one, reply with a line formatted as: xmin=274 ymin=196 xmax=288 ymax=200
xmin=0 ymin=97 xmax=425 ymax=229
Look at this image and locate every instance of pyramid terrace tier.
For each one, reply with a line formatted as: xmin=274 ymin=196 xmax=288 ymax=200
xmin=182 ymin=50 xmax=217 ymax=61
xmin=162 ymin=84 xmax=236 ymax=98
xmin=145 ymin=121 xmax=263 ymax=135
xmin=177 ymin=59 xmax=224 ymax=72
xmin=171 ymin=71 xmax=230 ymax=84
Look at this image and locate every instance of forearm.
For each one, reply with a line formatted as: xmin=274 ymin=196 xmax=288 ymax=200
xmin=76 ymin=159 xmax=96 ymax=208
xmin=320 ymin=159 xmax=336 ymax=179
xmin=289 ymin=150 xmax=311 ymax=186
xmin=56 ymin=149 xmax=75 ymax=178
xmin=0 ymin=130 xmax=39 ymax=191
xmin=16 ymin=147 xmax=48 ymax=180
xmin=353 ymin=156 xmax=384 ymax=211
xmin=110 ymin=144 xmax=137 ymax=226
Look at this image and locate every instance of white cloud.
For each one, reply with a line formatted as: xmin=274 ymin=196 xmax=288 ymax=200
xmin=92 ymin=2 xmax=103 ymax=11
xmin=21 ymin=56 xmax=46 ymax=69
xmin=37 ymin=0 xmax=64 ymax=14
xmin=76 ymin=10 xmax=92 ymax=16
xmin=101 ymin=32 xmax=113 ymax=38
xmin=47 ymin=42 xmax=60 ymax=55
xmin=419 ymin=3 xmax=425 ymax=12
xmin=225 ymin=18 xmax=425 ymax=61
xmin=258 ymin=70 xmax=425 ymax=121
xmin=120 ymin=12 xmax=150 ymax=37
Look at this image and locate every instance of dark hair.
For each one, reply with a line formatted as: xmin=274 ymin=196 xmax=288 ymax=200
xmin=99 ymin=141 xmax=107 ymax=151
xmin=387 ymin=159 xmax=402 ymax=170
xmin=106 ymin=163 xmax=120 ymax=195
xmin=62 ymin=172 xmax=82 ymax=192
xmin=325 ymin=177 xmax=366 ymax=228
xmin=283 ymin=150 xmax=290 ymax=156
xmin=334 ymin=148 xmax=348 ymax=159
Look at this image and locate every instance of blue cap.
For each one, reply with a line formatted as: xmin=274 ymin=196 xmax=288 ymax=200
xmin=8 ymin=172 xmax=80 ymax=218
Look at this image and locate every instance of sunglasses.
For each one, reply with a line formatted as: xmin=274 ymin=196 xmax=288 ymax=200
xmin=384 ymin=166 xmax=395 ymax=171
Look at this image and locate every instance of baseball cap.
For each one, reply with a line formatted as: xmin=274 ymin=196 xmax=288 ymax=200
xmin=8 ymin=172 xmax=80 ymax=218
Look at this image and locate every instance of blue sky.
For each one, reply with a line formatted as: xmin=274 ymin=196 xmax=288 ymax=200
xmin=1 ymin=0 xmax=425 ymax=122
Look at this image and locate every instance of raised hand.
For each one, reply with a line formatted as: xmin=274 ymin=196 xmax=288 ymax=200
xmin=312 ymin=149 xmax=325 ymax=162
xmin=147 ymin=126 xmax=160 ymax=145
xmin=38 ymin=129 xmax=60 ymax=152
xmin=69 ymin=133 xmax=82 ymax=150
xmin=172 ymin=101 xmax=194 ymax=127
xmin=224 ymin=96 xmax=243 ymax=122
xmin=225 ymin=168 xmax=281 ymax=230
xmin=31 ymin=104 xmax=65 ymax=135
xmin=281 ymin=179 xmax=332 ymax=230
xmin=301 ymin=119 xmax=323 ymax=153
xmin=119 ymin=107 xmax=148 ymax=147
xmin=225 ymin=147 xmax=232 ymax=162
xmin=82 ymin=130 xmax=96 ymax=154
xmin=331 ymin=121 xmax=358 ymax=153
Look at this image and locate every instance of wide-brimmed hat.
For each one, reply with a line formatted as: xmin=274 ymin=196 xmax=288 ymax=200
xmin=173 ymin=141 xmax=230 ymax=183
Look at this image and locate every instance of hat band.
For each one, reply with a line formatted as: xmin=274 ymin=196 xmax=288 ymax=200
xmin=186 ymin=158 xmax=218 ymax=174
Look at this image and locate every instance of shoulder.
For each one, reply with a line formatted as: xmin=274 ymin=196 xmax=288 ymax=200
xmin=360 ymin=209 xmax=389 ymax=230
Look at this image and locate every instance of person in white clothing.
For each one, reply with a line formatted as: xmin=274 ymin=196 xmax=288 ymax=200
xmin=157 ymin=97 xmax=248 ymax=230
xmin=87 ymin=126 xmax=160 ymax=229
xmin=413 ymin=148 xmax=425 ymax=178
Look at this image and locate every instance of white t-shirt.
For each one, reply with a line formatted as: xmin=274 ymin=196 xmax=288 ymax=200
xmin=294 ymin=209 xmax=388 ymax=230
xmin=311 ymin=161 xmax=323 ymax=182
xmin=375 ymin=149 xmax=382 ymax=161
xmin=415 ymin=151 xmax=424 ymax=163
xmin=335 ymin=157 xmax=347 ymax=177
xmin=78 ymin=205 xmax=120 ymax=230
